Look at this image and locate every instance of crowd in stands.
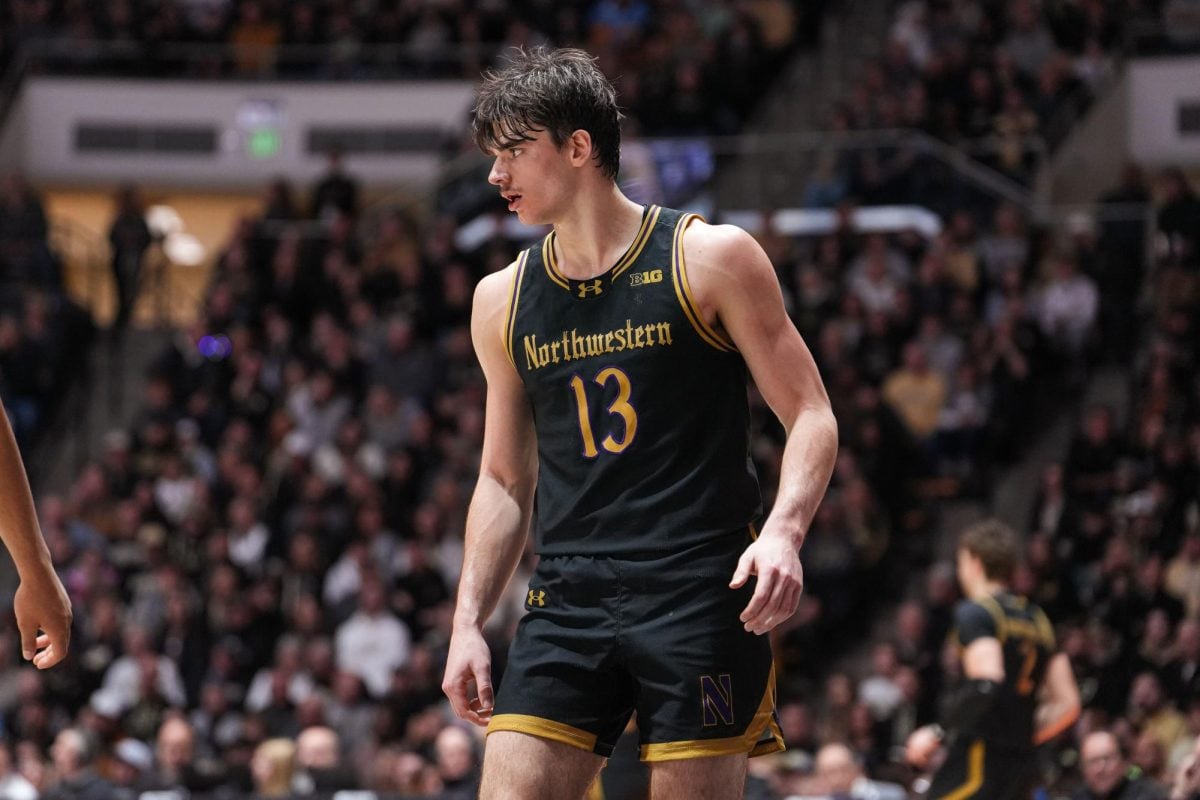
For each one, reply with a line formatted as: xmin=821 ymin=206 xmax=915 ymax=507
xmin=0 ymin=173 xmax=93 ymax=449
xmin=1 ymin=0 xmax=824 ymax=137
xmin=0 ymin=137 xmax=1192 ymax=798
xmin=0 ymin=2 xmax=1196 ymax=796
xmin=805 ymin=0 xmax=1165 ymax=204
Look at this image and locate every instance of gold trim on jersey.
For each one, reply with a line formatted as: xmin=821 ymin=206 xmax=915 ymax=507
xmin=639 ymin=665 xmax=784 ymax=762
xmin=587 ymin=779 xmax=606 ymax=800
xmin=543 ymin=206 xmax=660 ymax=290
xmin=1034 ymin=606 xmax=1056 ymax=648
xmin=937 ymin=739 xmax=985 ymax=800
xmin=612 ymin=205 xmax=661 ymax=278
xmin=542 ymin=235 xmax=570 ymax=290
xmin=487 ymin=713 xmax=599 ymax=753
xmin=976 ymin=595 xmax=1008 ymax=644
xmin=671 ymin=213 xmax=737 ymax=353
xmin=503 ymin=250 xmax=531 ymax=367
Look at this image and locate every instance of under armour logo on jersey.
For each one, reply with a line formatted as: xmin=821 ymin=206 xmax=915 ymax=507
xmin=577 ymin=280 xmax=604 ymax=298
xmin=700 ymin=674 xmax=735 ymax=726
xmin=527 ymin=589 xmax=546 ymax=607
xmin=629 ymin=269 xmax=663 ymax=286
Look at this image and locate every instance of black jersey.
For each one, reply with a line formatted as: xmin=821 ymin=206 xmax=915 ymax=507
xmin=952 ymin=591 xmax=1056 ymax=750
xmin=503 ymin=205 xmax=762 ymax=556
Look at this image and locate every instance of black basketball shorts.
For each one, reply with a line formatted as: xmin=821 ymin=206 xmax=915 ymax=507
xmin=487 ymin=532 xmax=784 ymax=762
xmin=927 ymin=738 xmax=1036 ymax=800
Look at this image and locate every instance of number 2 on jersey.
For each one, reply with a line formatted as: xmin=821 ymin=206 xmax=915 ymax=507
xmin=1015 ymin=640 xmax=1038 ymax=696
xmin=570 ymin=367 xmax=638 ymax=458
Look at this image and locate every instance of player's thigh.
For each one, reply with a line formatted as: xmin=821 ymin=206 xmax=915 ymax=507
xmin=480 ymin=730 xmax=605 ymax=800
xmin=649 ymin=752 xmax=748 ymax=800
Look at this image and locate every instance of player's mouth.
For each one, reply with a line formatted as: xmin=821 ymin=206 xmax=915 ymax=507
xmin=502 ymin=192 xmax=522 ymax=212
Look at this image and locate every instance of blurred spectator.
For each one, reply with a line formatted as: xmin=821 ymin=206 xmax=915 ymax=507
xmin=310 ymin=151 xmax=359 ymax=222
xmin=810 ymin=742 xmax=906 ymax=800
xmin=1130 ymin=672 xmax=1189 ymax=757
xmin=882 ymin=342 xmax=946 ymax=451
xmin=434 ymin=725 xmax=480 ymax=800
xmin=110 ymin=737 xmax=154 ymax=793
xmin=334 ymin=573 xmax=412 ymax=698
xmin=293 ymin=725 xmax=356 ymax=793
xmin=230 ymin=0 xmax=282 ymax=75
xmin=250 ymin=738 xmax=296 ymax=798
xmin=1036 ymin=252 xmax=1099 ymax=361
xmin=1074 ymin=730 xmax=1164 ymax=800
xmin=1157 ymin=169 xmax=1200 ymax=267
xmin=43 ymin=728 xmax=112 ymax=800
xmin=108 ymin=184 xmax=153 ymax=335
xmin=0 ymin=739 xmax=37 ymax=800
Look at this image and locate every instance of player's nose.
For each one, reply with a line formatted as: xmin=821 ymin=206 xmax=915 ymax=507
xmin=488 ymin=157 xmax=507 ymax=186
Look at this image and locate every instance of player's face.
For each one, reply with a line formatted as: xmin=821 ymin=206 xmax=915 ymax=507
xmin=487 ymin=129 xmax=572 ymax=226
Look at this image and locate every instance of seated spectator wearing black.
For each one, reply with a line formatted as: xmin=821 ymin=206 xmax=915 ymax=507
xmin=1161 ymin=619 xmax=1200 ymax=709
xmin=813 ymin=742 xmax=906 ymax=800
xmin=293 ymin=725 xmax=357 ymax=793
xmin=42 ymin=728 xmax=112 ymax=800
xmin=1074 ymin=730 xmax=1165 ymax=800
xmin=1157 ymin=169 xmax=1200 ymax=267
xmin=137 ymin=715 xmax=224 ymax=794
xmin=310 ymin=150 xmax=359 ymax=222
xmin=434 ymin=725 xmax=480 ymax=800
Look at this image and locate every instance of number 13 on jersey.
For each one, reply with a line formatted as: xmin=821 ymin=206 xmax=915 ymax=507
xmin=569 ymin=367 xmax=638 ymax=458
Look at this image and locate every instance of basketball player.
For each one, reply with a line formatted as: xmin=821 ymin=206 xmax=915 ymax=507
xmin=0 ymin=399 xmax=71 ymax=668
xmin=441 ymin=48 xmax=839 ymax=799
xmin=905 ymin=520 xmax=1080 ymax=799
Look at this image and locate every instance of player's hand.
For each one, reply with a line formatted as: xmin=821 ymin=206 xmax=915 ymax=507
xmin=730 ymin=532 xmax=803 ymax=635
xmin=442 ymin=624 xmax=495 ymax=726
xmin=905 ymin=725 xmax=944 ymax=770
xmin=13 ymin=567 xmax=72 ymax=669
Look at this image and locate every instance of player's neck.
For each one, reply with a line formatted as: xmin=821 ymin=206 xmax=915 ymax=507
xmin=551 ymin=183 xmax=644 ymax=281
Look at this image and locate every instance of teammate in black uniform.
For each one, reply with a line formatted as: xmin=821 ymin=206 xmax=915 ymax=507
xmin=441 ymin=48 xmax=839 ymax=799
xmin=906 ymin=520 xmax=1081 ymax=800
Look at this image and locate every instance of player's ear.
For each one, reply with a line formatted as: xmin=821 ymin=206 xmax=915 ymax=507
xmin=566 ymin=130 xmax=593 ymax=167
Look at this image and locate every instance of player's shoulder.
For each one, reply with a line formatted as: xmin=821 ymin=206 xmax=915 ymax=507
xmin=954 ymin=597 xmax=1001 ymax=629
xmin=679 ymin=218 xmax=774 ymax=289
xmin=680 ymin=218 xmax=761 ymax=258
xmin=474 ymin=256 xmax=525 ymax=315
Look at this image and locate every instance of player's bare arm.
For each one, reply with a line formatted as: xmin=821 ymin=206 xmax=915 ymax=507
xmin=906 ymin=633 xmax=1005 ymax=768
xmin=1032 ymin=652 xmax=1080 ymax=744
xmin=0 ymin=399 xmax=72 ymax=669
xmin=443 ymin=264 xmax=539 ymax=726
xmin=680 ymin=221 xmax=838 ymax=636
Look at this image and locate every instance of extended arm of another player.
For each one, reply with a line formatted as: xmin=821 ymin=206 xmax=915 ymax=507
xmin=443 ymin=270 xmax=538 ymax=725
xmin=907 ymin=636 xmax=1005 ymax=766
xmin=0 ymin=399 xmax=72 ymax=668
xmin=1032 ymin=652 xmax=1080 ymax=745
xmin=686 ymin=223 xmax=838 ymax=634
xmin=942 ymin=637 xmax=1005 ymax=732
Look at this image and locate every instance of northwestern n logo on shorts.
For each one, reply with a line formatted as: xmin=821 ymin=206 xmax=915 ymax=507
xmin=700 ymin=674 xmax=735 ymax=726
xmin=527 ymin=589 xmax=547 ymax=608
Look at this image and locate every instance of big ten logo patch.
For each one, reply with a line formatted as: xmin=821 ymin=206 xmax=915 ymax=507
xmin=629 ymin=269 xmax=663 ymax=287
xmin=700 ymin=674 xmax=734 ymax=726
xmin=527 ymin=588 xmax=547 ymax=608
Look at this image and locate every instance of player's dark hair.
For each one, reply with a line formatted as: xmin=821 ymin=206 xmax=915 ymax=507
xmin=959 ymin=519 xmax=1019 ymax=582
xmin=473 ymin=46 xmax=622 ymax=181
